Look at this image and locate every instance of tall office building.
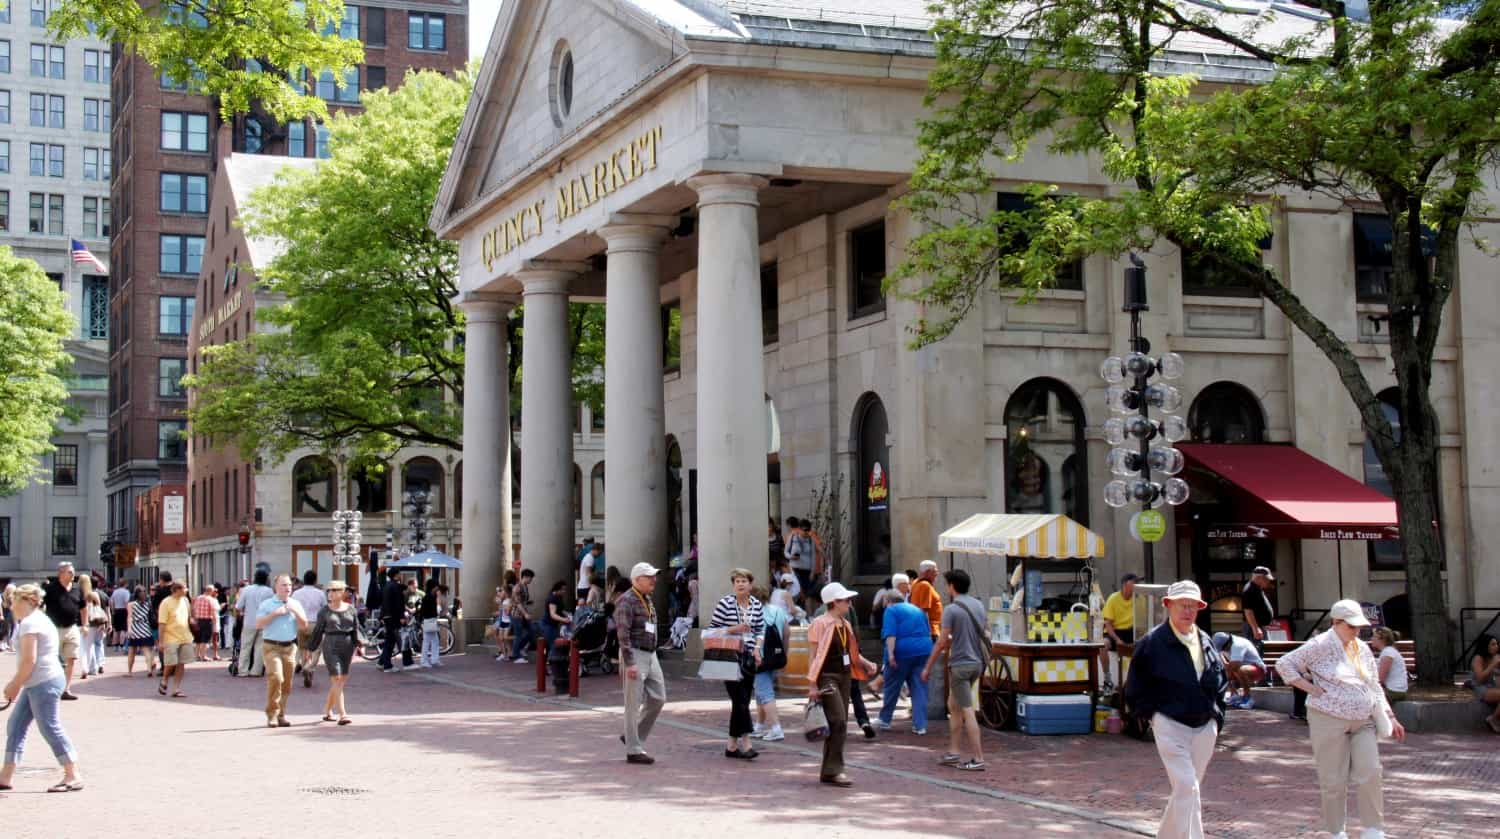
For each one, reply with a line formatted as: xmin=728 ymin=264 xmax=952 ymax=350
xmin=0 ymin=2 xmax=113 ymax=577
xmin=105 ymin=2 xmax=468 ymax=579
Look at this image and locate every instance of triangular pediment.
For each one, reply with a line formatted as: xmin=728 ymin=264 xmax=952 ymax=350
xmin=432 ymin=0 xmax=746 ymax=237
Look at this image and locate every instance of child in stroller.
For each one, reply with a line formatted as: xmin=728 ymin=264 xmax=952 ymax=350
xmin=571 ymin=606 xmax=617 ymax=675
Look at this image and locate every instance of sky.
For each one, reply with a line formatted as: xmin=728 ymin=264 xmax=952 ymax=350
xmin=469 ymin=0 xmax=504 ymax=60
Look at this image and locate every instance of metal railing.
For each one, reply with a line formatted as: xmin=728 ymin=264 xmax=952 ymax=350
xmin=1457 ymin=607 xmax=1500 ymax=672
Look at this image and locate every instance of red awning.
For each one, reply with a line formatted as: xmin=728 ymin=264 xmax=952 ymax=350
xmin=1178 ymin=444 xmax=1399 ymax=541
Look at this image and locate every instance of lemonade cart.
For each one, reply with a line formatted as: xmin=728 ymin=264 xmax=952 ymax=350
xmin=938 ymin=513 xmax=1107 ymax=730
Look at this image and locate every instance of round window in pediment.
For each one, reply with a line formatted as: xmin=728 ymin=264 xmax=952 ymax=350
xmin=550 ymin=42 xmax=574 ymax=128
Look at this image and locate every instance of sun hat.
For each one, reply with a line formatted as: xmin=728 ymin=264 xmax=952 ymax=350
xmin=1163 ymin=580 xmax=1207 ymax=608
xmin=1252 ymin=565 xmax=1275 ymax=581
xmin=821 ymin=582 xmax=858 ymax=604
xmin=1328 ymin=599 xmax=1370 ymax=627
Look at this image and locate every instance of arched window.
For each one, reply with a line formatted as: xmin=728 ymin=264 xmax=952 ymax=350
xmin=1188 ymin=382 xmax=1265 ymax=444
xmin=590 ymin=462 xmax=605 ymax=520
xmin=1004 ymin=378 xmax=1088 ymax=524
xmin=572 ymin=464 xmax=582 ymax=522
xmin=402 ymin=456 xmax=445 ymax=518
xmin=854 ymin=393 xmax=892 ymax=576
xmin=1363 ymin=389 xmax=1403 ymax=569
xmin=666 ymin=436 xmax=683 ymax=556
xmin=453 ymin=461 xmax=463 ymax=519
xmin=511 ymin=444 xmax=521 ymax=507
xmin=348 ymin=462 xmax=389 ymax=513
xmin=292 ymin=456 xmax=336 ymax=516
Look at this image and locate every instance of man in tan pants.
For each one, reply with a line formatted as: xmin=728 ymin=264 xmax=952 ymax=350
xmin=616 ymin=563 xmax=665 ymax=764
xmin=254 ymin=574 xmax=308 ymax=728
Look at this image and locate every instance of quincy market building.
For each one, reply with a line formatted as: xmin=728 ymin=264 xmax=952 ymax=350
xmin=432 ymin=0 xmax=1500 ymax=638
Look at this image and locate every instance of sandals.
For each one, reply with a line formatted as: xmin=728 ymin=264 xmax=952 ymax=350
xmin=157 ymin=683 xmax=167 ymax=696
xmin=322 ymin=714 xmax=337 ymax=722
xmin=337 ymin=717 xmax=352 ymax=726
xmin=171 ymin=691 xmax=186 ymax=698
xmin=47 ymin=780 xmax=85 ymax=793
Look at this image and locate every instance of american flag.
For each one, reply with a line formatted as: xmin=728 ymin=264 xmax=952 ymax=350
xmin=71 ymin=239 xmax=108 ymax=273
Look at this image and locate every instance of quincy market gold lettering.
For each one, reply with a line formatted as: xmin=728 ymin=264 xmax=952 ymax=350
xmin=197 ymin=287 xmax=244 ymax=342
xmin=479 ymin=126 xmax=666 ymax=271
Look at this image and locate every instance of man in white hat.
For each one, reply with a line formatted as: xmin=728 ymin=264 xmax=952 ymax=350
xmin=616 ymin=562 xmax=665 ymax=765
xmin=1123 ymin=580 xmax=1228 ymax=839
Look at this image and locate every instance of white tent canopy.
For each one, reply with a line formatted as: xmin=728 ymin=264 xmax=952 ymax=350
xmin=938 ymin=513 xmax=1106 ymax=559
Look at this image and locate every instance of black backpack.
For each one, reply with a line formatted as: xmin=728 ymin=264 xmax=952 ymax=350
xmin=759 ymin=621 xmax=788 ymax=673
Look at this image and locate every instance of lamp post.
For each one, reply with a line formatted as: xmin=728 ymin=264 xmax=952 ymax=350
xmin=402 ymin=490 xmax=433 ymax=555
xmin=332 ymin=510 xmax=363 ymax=566
xmin=1101 ymin=254 xmax=1190 ymax=582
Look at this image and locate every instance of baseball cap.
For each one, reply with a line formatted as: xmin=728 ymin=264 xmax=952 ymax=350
xmin=629 ymin=562 xmax=658 ymax=580
xmin=1163 ymin=580 xmax=1207 ymax=608
xmin=1121 ymin=572 xmax=1141 ymax=583
xmin=821 ymin=582 xmax=858 ymax=604
xmin=1252 ymin=565 xmax=1275 ymax=580
xmin=1328 ymin=599 xmax=1370 ymax=627
xmin=1211 ymin=632 xmax=1230 ymax=650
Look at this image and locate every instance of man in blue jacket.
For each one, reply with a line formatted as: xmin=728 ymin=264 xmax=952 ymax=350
xmin=1124 ymin=580 xmax=1228 ymax=839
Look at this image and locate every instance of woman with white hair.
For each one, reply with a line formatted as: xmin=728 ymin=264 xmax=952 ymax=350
xmin=0 ymin=583 xmax=83 ymax=793
xmin=877 ymin=573 xmax=932 ymax=734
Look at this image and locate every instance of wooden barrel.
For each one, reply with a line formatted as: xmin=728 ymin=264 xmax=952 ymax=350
xmin=778 ymin=624 xmax=811 ymax=693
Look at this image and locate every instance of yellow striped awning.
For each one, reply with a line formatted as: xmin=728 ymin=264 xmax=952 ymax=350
xmin=937 ymin=513 xmax=1106 ymax=559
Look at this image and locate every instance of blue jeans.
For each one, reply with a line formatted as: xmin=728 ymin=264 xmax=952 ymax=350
xmin=879 ymin=654 xmax=930 ymax=730
xmin=753 ymin=670 xmax=777 ymax=705
xmin=4 ymin=675 xmax=77 ymax=767
xmin=420 ymin=628 xmax=440 ymax=666
xmin=86 ymin=628 xmax=106 ymax=672
xmin=511 ymin=617 xmax=537 ymax=660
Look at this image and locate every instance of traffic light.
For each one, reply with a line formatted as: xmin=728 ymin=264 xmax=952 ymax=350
xmin=99 ymin=540 xmax=115 ymax=566
xmin=238 ymin=529 xmax=251 ymax=547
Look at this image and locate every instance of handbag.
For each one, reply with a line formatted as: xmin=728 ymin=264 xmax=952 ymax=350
xmin=422 ymin=618 xmax=439 ymax=632
xmin=804 ymin=697 xmax=830 ymax=741
xmin=698 ymin=659 xmax=743 ymax=681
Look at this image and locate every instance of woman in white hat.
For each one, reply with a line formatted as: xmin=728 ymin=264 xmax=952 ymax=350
xmin=805 ymin=582 xmax=874 ymax=788
xmin=1276 ymin=600 xmax=1405 ymax=839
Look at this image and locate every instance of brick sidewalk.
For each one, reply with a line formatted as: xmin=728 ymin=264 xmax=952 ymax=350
xmin=2 ymin=646 xmax=1494 ymax=838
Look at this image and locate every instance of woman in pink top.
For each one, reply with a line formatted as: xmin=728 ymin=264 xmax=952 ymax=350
xmin=1276 ymin=600 xmax=1405 ymax=839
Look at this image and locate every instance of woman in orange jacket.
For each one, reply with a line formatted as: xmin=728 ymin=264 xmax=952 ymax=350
xmin=806 ymin=582 xmax=875 ymax=788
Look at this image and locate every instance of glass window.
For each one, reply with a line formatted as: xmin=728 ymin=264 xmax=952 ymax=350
xmin=1189 ymin=382 xmax=1266 ymax=444
xmin=366 ymin=7 xmax=385 ymax=45
xmin=159 ymin=235 xmax=204 ymax=274
xmin=161 ymin=173 xmax=182 ymax=212
xmin=0 ymin=518 xmax=9 ymax=557
xmin=161 ymin=111 xmax=208 ymax=151
xmin=316 ymin=69 xmax=337 ymax=100
xmin=29 ymin=193 xmax=43 ymax=233
xmin=158 ymin=420 xmax=186 ymax=460
xmin=0 ymin=190 xmax=8 ymax=232
xmin=48 ymin=94 xmax=62 ymax=128
xmin=52 ymin=444 xmax=78 ymax=486
xmin=315 ymin=123 xmax=330 ymax=158
xmin=102 ymin=198 xmax=111 ymax=237
xmin=340 ymin=67 xmax=359 ymax=102
xmin=341 ymin=5 xmax=360 ymax=39
xmin=1004 ymin=378 xmax=1089 ymax=525
xmin=30 ymin=43 xmax=44 ymax=76
xmin=29 ymin=92 xmax=43 ymax=126
xmin=84 ymin=276 xmax=107 ymax=339
xmin=365 ymin=65 xmax=385 ymax=91
xmin=159 ymin=358 xmax=187 ymax=397
xmin=292 ymin=457 xmax=334 ymax=515
xmin=590 ymin=463 xmax=605 ymax=519
xmin=0 ymin=141 xmax=7 ymax=173
xmin=849 ymin=219 xmax=887 ymax=319
xmin=185 ymin=175 xmax=206 ymax=213
xmin=83 ymin=195 xmax=98 ymax=235
xmin=287 ymin=120 xmax=306 ymax=157
xmin=84 ymin=147 xmax=99 ymax=181
xmin=661 ymin=301 xmax=681 ymax=374
xmin=49 ymin=45 xmax=63 ymax=79
xmin=47 ymin=194 xmax=61 ymax=234
xmin=761 ymin=262 xmax=779 ymax=344
xmin=51 ymin=517 xmax=76 ymax=556
xmin=159 ymin=295 xmax=195 ymax=334
xmin=30 ymin=0 xmax=46 ymax=27
xmin=84 ymin=49 xmax=101 ymax=82
xmin=0 ymin=91 xmax=8 ymax=123
xmin=244 ymin=118 xmax=262 ymax=153
xmin=409 ymin=12 xmax=445 ymax=49
xmin=402 ymin=457 xmax=446 ymax=519
xmin=47 ymin=143 xmax=62 ymax=177
xmin=349 ymin=463 xmax=389 ymax=513
xmin=0 ymin=41 xmax=9 ymax=74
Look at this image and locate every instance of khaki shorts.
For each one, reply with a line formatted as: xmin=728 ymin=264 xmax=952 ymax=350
xmin=949 ymin=663 xmax=982 ymax=709
xmin=163 ymin=642 xmax=196 ymax=667
xmin=58 ymin=625 xmax=82 ymax=661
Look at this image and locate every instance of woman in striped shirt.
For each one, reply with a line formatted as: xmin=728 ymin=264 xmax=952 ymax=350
xmin=710 ymin=569 xmax=764 ymax=760
xmin=125 ymin=586 xmax=156 ymax=677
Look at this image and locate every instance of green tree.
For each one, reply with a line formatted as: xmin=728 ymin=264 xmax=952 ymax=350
xmin=0 ymin=247 xmax=76 ymax=495
xmin=185 ymin=70 xmax=606 ymax=467
xmin=895 ymin=0 xmax=1500 ymax=680
xmin=48 ymin=0 xmax=364 ymax=121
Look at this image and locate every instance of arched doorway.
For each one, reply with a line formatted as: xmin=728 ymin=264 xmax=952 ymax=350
xmin=1188 ymin=382 xmax=1266 ymax=444
xmin=402 ymin=456 xmax=446 ymax=518
xmin=666 ymin=435 xmax=683 ymax=557
xmin=854 ymin=393 xmax=892 ymax=577
xmin=1004 ymin=378 xmax=1088 ymax=524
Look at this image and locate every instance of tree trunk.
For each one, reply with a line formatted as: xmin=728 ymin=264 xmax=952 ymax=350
xmin=1388 ymin=411 xmax=1452 ymax=684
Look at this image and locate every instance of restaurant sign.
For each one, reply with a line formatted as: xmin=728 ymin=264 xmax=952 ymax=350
xmin=1202 ymin=523 xmax=1400 ymax=541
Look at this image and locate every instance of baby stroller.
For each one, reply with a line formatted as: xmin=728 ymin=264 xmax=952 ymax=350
xmin=571 ymin=607 xmax=617 ymax=675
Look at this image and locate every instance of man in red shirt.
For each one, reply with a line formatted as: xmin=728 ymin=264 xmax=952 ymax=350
xmin=191 ymin=585 xmax=221 ymax=662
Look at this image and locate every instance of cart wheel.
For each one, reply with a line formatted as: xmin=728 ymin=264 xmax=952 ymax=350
xmin=978 ymin=655 xmax=1016 ymax=730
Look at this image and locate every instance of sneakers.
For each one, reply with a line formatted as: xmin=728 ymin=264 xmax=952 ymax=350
xmin=761 ymin=726 xmax=785 ymax=742
xmin=938 ymin=753 xmax=961 ymax=766
xmin=749 ymin=725 xmax=766 ymax=739
xmin=861 ymin=723 xmax=877 ymax=739
xmin=418 ymin=662 xmax=432 ymax=669
xmin=956 ymin=759 xmax=986 ymax=772
xmin=912 ymin=727 xmax=927 ymax=735
xmin=874 ymin=720 xmax=893 ymax=731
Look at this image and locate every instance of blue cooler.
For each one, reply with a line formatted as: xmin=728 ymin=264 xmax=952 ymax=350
xmin=1016 ymin=693 xmax=1093 ymax=735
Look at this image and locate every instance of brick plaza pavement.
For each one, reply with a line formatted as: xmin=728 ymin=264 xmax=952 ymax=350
xmin=1 ymin=646 xmax=1495 ymax=838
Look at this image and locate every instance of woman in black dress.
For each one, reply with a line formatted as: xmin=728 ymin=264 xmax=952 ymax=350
xmin=309 ymin=581 xmax=365 ymax=725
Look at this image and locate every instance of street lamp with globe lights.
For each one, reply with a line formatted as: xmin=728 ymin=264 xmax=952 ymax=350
xmin=1100 ymin=254 xmax=1190 ymax=581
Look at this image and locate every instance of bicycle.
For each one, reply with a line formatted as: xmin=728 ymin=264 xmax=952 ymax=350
xmin=357 ymin=611 xmax=454 ymax=661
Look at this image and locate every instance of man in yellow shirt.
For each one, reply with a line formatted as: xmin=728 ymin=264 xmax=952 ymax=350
xmin=1099 ymin=573 xmax=1138 ymax=686
xmin=156 ymin=581 xmax=195 ymax=697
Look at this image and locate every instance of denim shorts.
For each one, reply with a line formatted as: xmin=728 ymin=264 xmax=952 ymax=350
xmin=754 ymin=670 xmax=777 ymax=704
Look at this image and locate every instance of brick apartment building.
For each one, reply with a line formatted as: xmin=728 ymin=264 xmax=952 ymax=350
xmin=106 ymin=2 xmax=468 ymax=581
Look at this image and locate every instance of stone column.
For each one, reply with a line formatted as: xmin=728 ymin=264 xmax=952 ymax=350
xmin=457 ymin=293 xmax=514 ymax=624
xmin=689 ymin=174 xmax=770 ymax=608
xmin=517 ymin=263 xmax=585 ymax=593
xmin=599 ymin=217 xmax=675 ymax=584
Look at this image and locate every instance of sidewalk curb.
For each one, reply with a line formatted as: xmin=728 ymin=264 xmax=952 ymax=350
xmin=415 ymin=669 xmax=1164 ymax=837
